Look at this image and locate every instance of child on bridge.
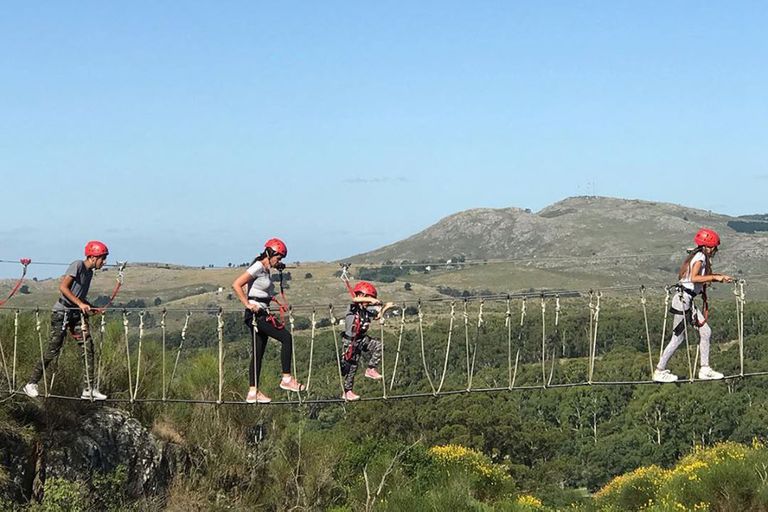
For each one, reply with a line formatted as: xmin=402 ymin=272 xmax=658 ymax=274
xmin=341 ymin=281 xmax=396 ymax=401
xmin=653 ymin=228 xmax=733 ymax=383
xmin=24 ymin=241 xmax=110 ymax=400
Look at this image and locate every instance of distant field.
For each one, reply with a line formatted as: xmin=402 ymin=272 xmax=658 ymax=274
xmin=3 ymin=259 xmax=765 ymax=313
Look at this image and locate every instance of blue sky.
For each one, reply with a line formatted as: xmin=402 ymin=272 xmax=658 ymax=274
xmin=1 ymin=2 xmax=767 ymax=277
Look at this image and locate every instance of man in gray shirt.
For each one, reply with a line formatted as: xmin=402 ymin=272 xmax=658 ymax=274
xmin=24 ymin=240 xmax=110 ymax=400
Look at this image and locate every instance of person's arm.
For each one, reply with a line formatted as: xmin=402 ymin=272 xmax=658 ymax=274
xmin=232 ymin=271 xmax=260 ymax=312
xmin=689 ymin=261 xmax=733 ymax=284
xmin=59 ymin=275 xmax=92 ymax=314
xmin=352 ymin=296 xmax=381 ymax=306
xmin=374 ymin=302 xmax=396 ymax=320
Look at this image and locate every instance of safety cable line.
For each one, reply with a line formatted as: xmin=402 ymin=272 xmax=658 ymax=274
xmin=0 ymin=259 xmax=31 ymax=307
xmin=0 ymin=251 xmax=686 ymax=271
xmin=0 ymin=277 xmax=757 ymax=315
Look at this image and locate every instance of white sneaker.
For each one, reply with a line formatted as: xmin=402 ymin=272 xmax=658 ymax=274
xmin=653 ymin=369 xmax=678 ymax=383
xmin=698 ymin=367 xmax=724 ymax=380
xmin=23 ymin=383 xmax=39 ymax=398
xmin=81 ymin=388 xmax=107 ymax=401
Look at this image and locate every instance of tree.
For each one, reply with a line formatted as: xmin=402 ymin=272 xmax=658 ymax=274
xmin=404 ymin=282 xmax=412 ymax=291
xmin=153 ymin=297 xmax=162 ymax=306
xmin=305 ymin=273 xmax=313 ymax=279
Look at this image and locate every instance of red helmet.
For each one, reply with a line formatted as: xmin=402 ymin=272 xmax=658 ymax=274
xmin=84 ymin=240 xmax=109 ymax=257
xmin=264 ymin=238 xmax=287 ymax=257
xmin=694 ymin=228 xmax=720 ymax=248
xmin=353 ymin=281 xmax=378 ymax=298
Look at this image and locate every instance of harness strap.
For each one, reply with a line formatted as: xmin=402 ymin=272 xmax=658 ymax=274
xmin=343 ymin=311 xmax=363 ymax=361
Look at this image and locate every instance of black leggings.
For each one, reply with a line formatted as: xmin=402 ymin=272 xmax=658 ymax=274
xmin=244 ymin=310 xmax=293 ymax=387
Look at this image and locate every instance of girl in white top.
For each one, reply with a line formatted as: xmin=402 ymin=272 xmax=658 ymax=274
xmin=653 ymin=228 xmax=733 ymax=383
xmin=232 ymin=238 xmax=304 ymax=403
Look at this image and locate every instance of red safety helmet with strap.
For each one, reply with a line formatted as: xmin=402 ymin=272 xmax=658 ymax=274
xmin=353 ymin=281 xmax=378 ymax=298
xmin=264 ymin=238 xmax=287 ymax=257
xmin=694 ymin=228 xmax=720 ymax=248
xmin=84 ymin=240 xmax=109 ymax=257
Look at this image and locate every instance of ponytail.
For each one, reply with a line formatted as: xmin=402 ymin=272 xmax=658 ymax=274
xmin=678 ymin=247 xmax=712 ymax=280
xmin=251 ymin=251 xmax=269 ymax=265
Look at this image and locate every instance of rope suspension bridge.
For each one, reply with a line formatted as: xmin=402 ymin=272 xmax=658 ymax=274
xmin=0 ymin=258 xmax=764 ymax=407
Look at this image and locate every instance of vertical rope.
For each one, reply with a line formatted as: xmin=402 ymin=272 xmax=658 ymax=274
xmin=640 ymin=286 xmax=654 ymax=379
xmin=161 ymin=309 xmax=167 ymax=402
xmin=589 ymin=292 xmax=601 ymax=383
xmin=417 ymin=301 xmax=437 ymax=395
xmin=287 ymin=307 xmax=302 ymax=404
xmin=678 ymin=288 xmax=694 ymax=382
xmin=379 ymin=316 xmax=387 ymax=399
xmin=12 ymin=310 xmax=20 ymax=391
xmin=217 ymin=308 xmax=224 ymax=405
xmin=659 ymin=287 xmax=671 ymax=359
xmin=556 ymin=294 xmax=563 ymax=356
xmin=250 ymin=312 xmax=259 ymax=393
xmin=95 ymin=311 xmax=107 ymax=391
xmin=304 ymin=309 xmax=316 ymax=391
xmin=81 ymin=313 xmax=93 ymax=400
xmin=169 ymin=310 xmax=191 ymax=395
xmin=0 ymin=311 xmax=11 ymax=390
xmin=735 ymin=280 xmax=746 ymax=376
xmin=505 ymin=297 xmax=512 ymax=390
xmin=329 ymin=305 xmax=347 ymax=398
xmin=132 ymin=311 xmax=145 ymax=400
xmin=468 ymin=300 xmax=484 ymax=391
xmin=540 ymin=295 xmax=547 ymax=387
xmin=463 ymin=299 xmax=470 ymax=390
xmin=35 ymin=309 xmax=48 ymax=396
xmin=123 ymin=310 xmax=133 ymax=403
xmin=436 ymin=301 xmax=456 ymax=394
xmin=388 ymin=307 xmax=406 ymax=391
xmin=587 ymin=291 xmax=595 ymax=383
xmin=48 ymin=311 xmax=68 ymax=395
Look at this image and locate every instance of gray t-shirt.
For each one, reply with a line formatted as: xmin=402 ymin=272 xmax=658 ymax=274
xmin=53 ymin=260 xmax=93 ymax=312
xmin=246 ymin=260 xmax=275 ymax=309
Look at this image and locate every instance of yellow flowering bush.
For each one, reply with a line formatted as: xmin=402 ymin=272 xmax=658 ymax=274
xmin=429 ymin=444 xmax=511 ymax=485
xmin=593 ymin=464 xmax=669 ymax=511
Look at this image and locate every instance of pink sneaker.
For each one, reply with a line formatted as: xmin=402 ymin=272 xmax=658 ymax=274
xmin=279 ymin=377 xmax=305 ymax=392
xmin=364 ymin=367 xmax=382 ymax=380
xmin=343 ymin=390 xmax=360 ymax=401
xmin=246 ymin=389 xmax=271 ymax=404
